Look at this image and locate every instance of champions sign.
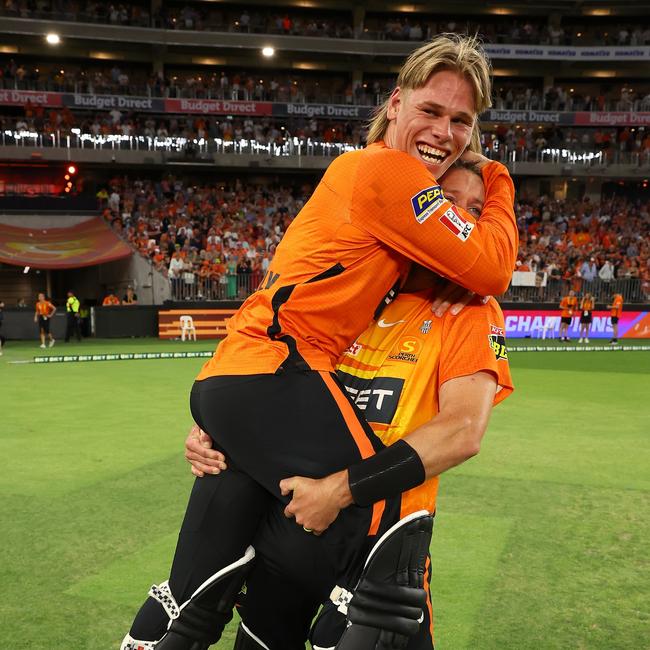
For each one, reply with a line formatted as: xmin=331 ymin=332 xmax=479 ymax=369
xmin=503 ymin=309 xmax=650 ymax=339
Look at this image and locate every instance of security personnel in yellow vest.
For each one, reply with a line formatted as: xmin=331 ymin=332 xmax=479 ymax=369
xmin=65 ymin=290 xmax=82 ymax=342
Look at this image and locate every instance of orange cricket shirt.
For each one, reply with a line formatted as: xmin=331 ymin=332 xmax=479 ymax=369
xmin=611 ymin=295 xmax=623 ymax=318
xmin=197 ymin=142 xmax=518 ymax=379
xmin=336 ymin=291 xmax=513 ymax=518
xmin=35 ymin=301 xmax=54 ymax=317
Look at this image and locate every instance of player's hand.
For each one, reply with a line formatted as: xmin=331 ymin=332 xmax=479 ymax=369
xmin=184 ymin=423 xmax=227 ymax=478
xmin=460 ymin=149 xmax=492 ymax=169
xmin=430 ymin=279 xmax=489 ymax=317
xmin=280 ymin=470 xmax=351 ymax=535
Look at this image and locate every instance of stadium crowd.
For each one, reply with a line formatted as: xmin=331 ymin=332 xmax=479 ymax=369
xmin=492 ymin=83 xmax=650 ymax=113
xmin=98 ymin=177 xmax=310 ymax=300
xmin=3 ymin=58 xmax=649 ymax=113
xmin=5 ymin=102 xmax=650 ymax=160
xmin=2 ymin=1 xmax=649 ymax=47
xmin=1 ymin=107 xmax=367 ymax=145
xmin=515 ymin=194 xmax=650 ymax=300
xmin=482 ymin=125 xmax=650 ymax=159
xmin=0 ymin=60 xmax=383 ymax=105
xmin=98 ymin=177 xmax=650 ymax=303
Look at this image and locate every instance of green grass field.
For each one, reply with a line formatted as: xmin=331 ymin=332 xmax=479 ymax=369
xmin=1 ymin=338 xmax=649 ymax=649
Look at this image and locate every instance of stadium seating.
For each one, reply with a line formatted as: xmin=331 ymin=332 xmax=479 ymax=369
xmin=96 ymin=176 xmax=650 ymax=304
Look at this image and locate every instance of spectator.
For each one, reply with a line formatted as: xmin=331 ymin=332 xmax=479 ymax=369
xmin=598 ymin=260 xmax=615 ymax=281
xmin=102 ymin=292 xmax=121 ymax=305
xmin=579 ymin=257 xmax=598 ymax=282
xmin=122 ymin=286 xmax=138 ymax=305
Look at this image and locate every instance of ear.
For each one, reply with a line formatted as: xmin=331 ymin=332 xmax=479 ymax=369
xmin=386 ymin=86 xmax=403 ymax=121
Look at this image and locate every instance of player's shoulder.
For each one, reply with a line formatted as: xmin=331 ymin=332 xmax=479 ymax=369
xmin=351 ymin=143 xmax=438 ymax=208
xmin=443 ymin=296 xmax=505 ymax=332
xmin=361 ymin=141 xmax=429 ymax=174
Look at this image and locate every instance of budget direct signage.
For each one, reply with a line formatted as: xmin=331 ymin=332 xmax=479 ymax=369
xmin=165 ymin=98 xmax=272 ymax=116
xmin=482 ymin=109 xmax=571 ymax=125
xmin=573 ymin=112 xmax=650 ymax=127
xmin=275 ymin=103 xmax=374 ymax=120
xmin=67 ymin=94 xmax=165 ymax=111
xmin=503 ymin=310 xmax=650 ymax=340
xmin=0 ymin=89 xmax=62 ymax=107
xmin=484 ymin=44 xmax=650 ymax=61
xmin=0 ymin=90 xmax=648 ymax=127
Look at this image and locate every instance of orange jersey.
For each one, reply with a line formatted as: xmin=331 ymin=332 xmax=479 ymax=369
xmin=336 ymin=292 xmax=513 ymax=518
xmin=560 ymin=296 xmax=578 ymax=318
xmin=102 ymin=295 xmax=120 ymax=306
xmin=197 ymin=142 xmax=518 ymax=379
xmin=611 ymin=295 xmax=623 ymax=318
xmin=581 ymin=297 xmax=594 ymax=312
xmin=35 ymin=300 xmax=55 ymax=317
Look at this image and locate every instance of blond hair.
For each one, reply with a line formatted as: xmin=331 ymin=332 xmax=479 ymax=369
xmin=367 ymin=33 xmax=492 ymax=146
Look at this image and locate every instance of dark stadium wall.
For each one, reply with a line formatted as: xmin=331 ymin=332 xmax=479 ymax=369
xmin=0 ymin=263 xmax=45 ymax=306
xmin=2 ymin=308 xmax=67 ymax=340
xmin=95 ymin=305 xmax=159 ymax=338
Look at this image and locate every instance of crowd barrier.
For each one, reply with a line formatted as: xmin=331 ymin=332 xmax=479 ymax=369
xmin=502 ymin=278 xmax=644 ymax=304
xmin=168 ymin=274 xmax=646 ymax=305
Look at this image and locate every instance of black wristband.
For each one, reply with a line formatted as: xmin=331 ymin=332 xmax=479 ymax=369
xmin=348 ymin=440 xmax=426 ymax=507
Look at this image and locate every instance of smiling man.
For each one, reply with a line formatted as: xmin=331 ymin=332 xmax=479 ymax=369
xmin=122 ymin=34 xmax=519 ymax=650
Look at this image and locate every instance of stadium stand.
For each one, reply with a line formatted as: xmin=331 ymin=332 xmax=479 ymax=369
xmin=2 ymin=2 xmax=648 ymax=47
xmin=93 ymin=175 xmax=649 ymax=304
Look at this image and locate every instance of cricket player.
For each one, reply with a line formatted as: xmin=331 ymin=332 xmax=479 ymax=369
xmin=122 ymin=34 xmax=518 ymax=650
xmin=34 ymin=292 xmax=56 ymax=348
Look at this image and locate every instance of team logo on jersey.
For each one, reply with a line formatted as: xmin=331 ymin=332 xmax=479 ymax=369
xmin=420 ymin=319 xmax=432 ymax=334
xmin=488 ymin=329 xmax=508 ymax=361
xmin=411 ymin=185 xmax=447 ymax=224
xmin=439 ymin=205 xmax=475 ymax=241
xmin=337 ymin=371 xmax=405 ymax=425
xmin=388 ymin=336 xmax=422 ymax=363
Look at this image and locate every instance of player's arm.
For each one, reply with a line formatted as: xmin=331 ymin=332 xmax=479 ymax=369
xmin=33 ymin=307 xmax=38 ymax=322
xmin=351 ymin=149 xmax=518 ymax=296
xmin=49 ymin=304 xmax=57 ymax=317
xmin=280 ymin=371 xmax=497 ymax=533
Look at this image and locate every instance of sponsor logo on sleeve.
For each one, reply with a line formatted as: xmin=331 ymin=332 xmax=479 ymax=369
xmin=411 ymin=185 xmax=447 ymax=224
xmin=488 ymin=325 xmax=508 ymax=360
xmin=439 ymin=205 xmax=475 ymax=241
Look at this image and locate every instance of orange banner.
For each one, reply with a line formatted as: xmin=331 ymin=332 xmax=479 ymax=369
xmin=0 ymin=218 xmax=132 ymax=269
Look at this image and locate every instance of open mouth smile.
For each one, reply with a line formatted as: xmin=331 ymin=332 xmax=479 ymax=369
xmin=417 ymin=143 xmax=448 ymax=164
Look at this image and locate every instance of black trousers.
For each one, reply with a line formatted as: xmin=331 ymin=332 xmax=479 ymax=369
xmin=65 ymin=312 xmax=81 ymax=342
xmin=129 ymin=368 xmax=397 ymax=649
